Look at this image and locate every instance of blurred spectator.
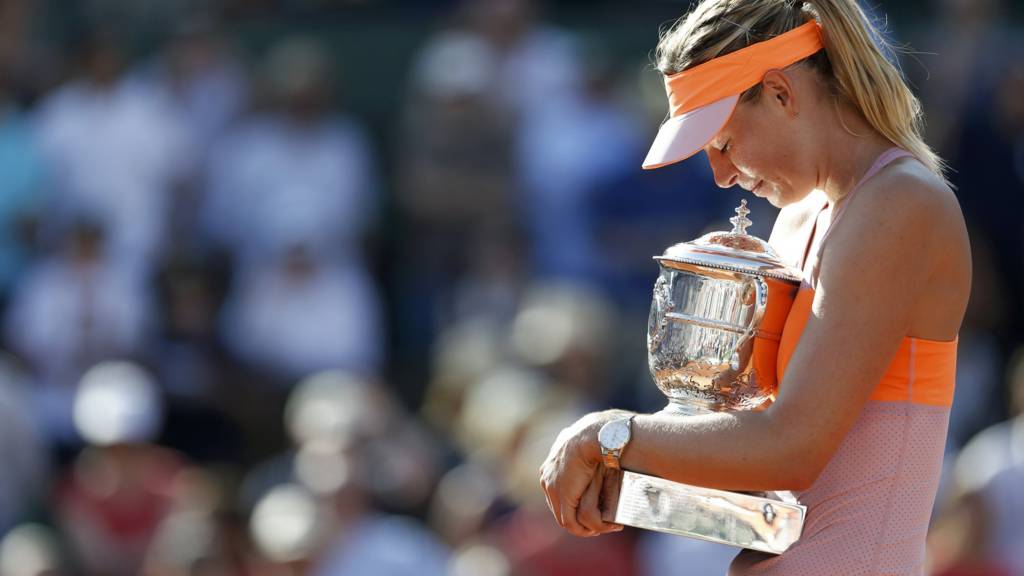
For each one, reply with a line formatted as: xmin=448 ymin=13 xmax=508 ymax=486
xmin=949 ymin=62 xmax=1024 ymax=347
xmin=132 ymin=11 xmax=248 ymax=244
xmin=200 ymin=35 xmax=377 ymax=269
xmin=0 ymin=73 xmax=43 ymax=307
xmin=422 ymin=281 xmax=638 ymax=575
xmin=0 ymin=0 xmax=56 ymax=105
xmin=241 ymin=371 xmax=449 ymax=575
xmin=396 ymin=29 xmax=521 ymax=384
xmin=462 ymin=0 xmax=582 ymax=119
xmin=0 ymin=356 xmax=50 ymax=534
xmin=0 ymin=523 xmax=66 ymax=576
xmin=908 ymin=0 xmax=1023 ymax=160
xmin=56 ymin=361 xmax=187 ymax=576
xmin=220 ymin=242 xmax=383 ymax=382
xmin=135 ymin=13 xmax=247 ymax=161
xmin=638 ymin=532 xmax=738 ymax=576
xmin=953 ymin=347 xmax=1024 ymax=497
xmin=33 ymin=29 xmax=193 ymax=274
xmin=248 ymin=483 xmax=326 ymax=574
xmin=140 ymin=466 xmax=252 ymax=576
xmin=943 ymin=233 xmax=1008 ymax=454
xmin=4 ymin=221 xmax=153 ymax=444
xmin=152 ymin=254 xmax=229 ymax=399
xmin=489 ymin=500 xmax=638 ymax=576
xmin=143 ymin=508 xmax=247 ymax=576
xmin=928 ymin=490 xmax=1011 ymax=576
xmin=516 ymin=47 xmax=645 ymax=282
xmin=929 ymin=347 xmax=1024 ymax=575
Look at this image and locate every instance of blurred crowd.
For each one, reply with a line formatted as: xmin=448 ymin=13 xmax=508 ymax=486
xmin=0 ymin=0 xmax=1019 ymax=574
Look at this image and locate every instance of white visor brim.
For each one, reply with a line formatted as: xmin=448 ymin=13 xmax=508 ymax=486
xmin=642 ymin=94 xmax=739 ymax=170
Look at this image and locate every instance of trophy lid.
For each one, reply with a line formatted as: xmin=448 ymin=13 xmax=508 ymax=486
xmin=655 ymin=200 xmax=801 ymax=282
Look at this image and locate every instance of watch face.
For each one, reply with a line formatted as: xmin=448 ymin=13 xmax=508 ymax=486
xmin=600 ymin=419 xmax=630 ymax=450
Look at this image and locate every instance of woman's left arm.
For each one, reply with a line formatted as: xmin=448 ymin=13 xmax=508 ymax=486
xmin=540 ymin=174 xmax=961 ymax=537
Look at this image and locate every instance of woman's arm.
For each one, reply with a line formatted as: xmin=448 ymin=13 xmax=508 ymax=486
xmin=541 ymin=170 xmax=965 ymax=536
xmin=630 ymin=173 xmax=955 ymax=486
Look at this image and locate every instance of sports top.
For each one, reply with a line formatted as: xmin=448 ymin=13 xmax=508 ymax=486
xmin=730 ymin=148 xmax=958 ymax=575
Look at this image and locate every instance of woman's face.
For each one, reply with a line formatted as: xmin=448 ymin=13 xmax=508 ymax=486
xmin=703 ymin=69 xmax=821 ymax=208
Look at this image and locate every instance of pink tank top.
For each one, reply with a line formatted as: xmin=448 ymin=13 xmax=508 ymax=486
xmin=730 ymin=148 xmax=958 ymax=575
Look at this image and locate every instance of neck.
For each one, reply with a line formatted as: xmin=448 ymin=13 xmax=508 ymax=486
xmin=816 ymin=103 xmax=893 ymax=208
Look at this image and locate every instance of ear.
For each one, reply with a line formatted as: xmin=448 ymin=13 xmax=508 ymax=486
xmin=761 ymin=69 xmax=799 ymax=118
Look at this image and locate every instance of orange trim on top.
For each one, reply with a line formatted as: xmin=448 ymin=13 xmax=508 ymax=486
xmin=665 ymin=20 xmax=825 ymax=118
xmin=777 ymin=286 xmax=958 ymax=408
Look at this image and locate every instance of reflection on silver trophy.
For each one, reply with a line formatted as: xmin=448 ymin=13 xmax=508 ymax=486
xmin=604 ymin=201 xmax=807 ymax=554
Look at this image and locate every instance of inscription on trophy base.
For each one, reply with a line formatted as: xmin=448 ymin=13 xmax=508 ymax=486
xmin=603 ymin=471 xmax=805 ymax=555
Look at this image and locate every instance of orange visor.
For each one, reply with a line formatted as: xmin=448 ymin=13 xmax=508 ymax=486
xmin=642 ymin=20 xmax=825 ymax=170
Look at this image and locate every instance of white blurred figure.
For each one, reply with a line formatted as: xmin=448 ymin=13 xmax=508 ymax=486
xmin=134 ymin=13 xmax=247 ymax=162
xmin=4 ymin=222 xmax=152 ymax=443
xmin=242 ymin=371 xmax=449 ymax=575
xmin=462 ymin=0 xmax=582 ymax=119
xmin=421 ymin=317 xmax=506 ymax=436
xmin=200 ymin=36 xmax=377 ymax=269
xmin=448 ymin=542 xmax=511 ymax=576
xmin=140 ymin=466 xmax=250 ymax=575
xmin=130 ymin=12 xmax=248 ymax=243
xmin=954 ymin=347 xmax=1024 ymax=495
xmin=0 ymin=523 xmax=65 ymax=576
xmin=311 ymin=512 xmax=449 ymax=576
xmin=516 ymin=53 xmax=645 ymax=281
xmin=398 ymin=30 xmax=520 ymax=334
xmin=33 ymin=30 xmax=193 ymax=274
xmin=933 ymin=348 xmax=1024 ymax=575
xmin=428 ymin=462 xmax=502 ymax=548
xmin=56 ymin=361 xmax=186 ymax=576
xmin=974 ymin=464 xmax=1024 ymax=576
xmin=249 ymin=483 xmax=327 ymax=575
xmin=219 ymin=242 xmax=383 ymax=381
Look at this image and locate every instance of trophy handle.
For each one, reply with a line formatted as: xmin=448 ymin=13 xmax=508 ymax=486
xmin=748 ymin=276 xmax=768 ymax=339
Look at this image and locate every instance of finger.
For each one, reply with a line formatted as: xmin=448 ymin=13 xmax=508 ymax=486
xmin=577 ymin=470 xmax=607 ymax=535
xmin=544 ymin=487 xmax=558 ymax=521
xmin=599 ymin=467 xmax=625 ymax=530
xmin=540 ymin=473 xmax=561 ymax=525
xmin=559 ymin=495 xmax=591 ymax=537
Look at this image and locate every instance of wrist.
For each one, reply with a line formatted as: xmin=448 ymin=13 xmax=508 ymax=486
xmin=596 ymin=411 xmax=637 ymax=470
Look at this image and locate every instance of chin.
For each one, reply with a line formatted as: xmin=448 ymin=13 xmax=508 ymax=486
xmin=761 ymin=183 xmax=801 ymax=208
xmin=757 ymin=186 xmax=784 ymax=208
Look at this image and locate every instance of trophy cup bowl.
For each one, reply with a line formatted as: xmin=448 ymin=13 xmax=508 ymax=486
xmin=605 ymin=201 xmax=808 ymax=554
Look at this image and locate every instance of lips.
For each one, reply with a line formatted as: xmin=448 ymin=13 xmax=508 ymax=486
xmin=751 ymin=180 xmax=764 ymax=195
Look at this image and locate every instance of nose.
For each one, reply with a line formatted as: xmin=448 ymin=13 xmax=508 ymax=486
xmin=706 ymin=148 xmax=739 ymax=189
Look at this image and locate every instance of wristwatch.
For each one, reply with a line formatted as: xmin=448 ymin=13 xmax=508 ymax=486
xmin=598 ymin=414 xmax=636 ymax=469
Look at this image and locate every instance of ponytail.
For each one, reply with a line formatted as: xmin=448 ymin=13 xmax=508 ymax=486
xmin=801 ymin=0 xmax=949 ymax=182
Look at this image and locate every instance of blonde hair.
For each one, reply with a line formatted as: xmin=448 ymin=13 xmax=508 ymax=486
xmin=656 ymin=0 xmax=949 ymax=183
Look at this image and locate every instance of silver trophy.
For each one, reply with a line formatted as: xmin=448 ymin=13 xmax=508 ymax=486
xmin=603 ymin=201 xmax=807 ymax=554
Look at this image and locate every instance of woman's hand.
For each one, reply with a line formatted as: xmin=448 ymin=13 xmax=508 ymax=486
xmin=539 ymin=410 xmax=628 ymax=537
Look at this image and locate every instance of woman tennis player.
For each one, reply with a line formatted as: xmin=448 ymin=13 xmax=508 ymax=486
xmin=539 ymin=0 xmax=971 ymax=573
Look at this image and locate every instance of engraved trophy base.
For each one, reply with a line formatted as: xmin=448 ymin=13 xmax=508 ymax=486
xmin=602 ymin=470 xmax=806 ymax=555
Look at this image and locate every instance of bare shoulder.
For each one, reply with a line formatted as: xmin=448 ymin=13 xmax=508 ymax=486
xmin=824 ymin=157 xmax=971 ymax=338
xmin=847 ymin=157 xmax=970 ymax=269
